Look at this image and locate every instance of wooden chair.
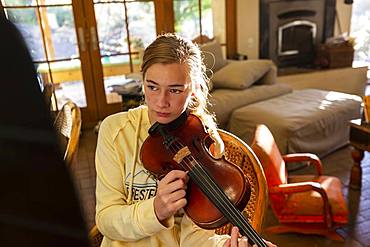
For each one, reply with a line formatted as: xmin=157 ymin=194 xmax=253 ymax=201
xmin=88 ymin=129 xmax=268 ymax=245
xmin=215 ymin=129 xmax=268 ymax=235
xmin=53 ymin=100 xmax=81 ymax=166
xmin=251 ymin=124 xmax=349 ymax=241
xmin=42 ymin=82 xmax=54 ymax=111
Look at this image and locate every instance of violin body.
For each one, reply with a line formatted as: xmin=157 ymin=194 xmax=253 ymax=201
xmin=140 ymin=114 xmax=251 ymax=229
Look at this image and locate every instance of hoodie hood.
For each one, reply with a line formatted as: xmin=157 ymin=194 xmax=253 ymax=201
xmin=127 ymin=105 xmax=150 ymax=125
xmin=126 ymin=105 xmax=150 ymax=204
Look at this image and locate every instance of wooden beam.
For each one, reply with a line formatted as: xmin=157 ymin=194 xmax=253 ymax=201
xmin=225 ymin=0 xmax=237 ymax=59
xmin=154 ymin=0 xmax=174 ymax=34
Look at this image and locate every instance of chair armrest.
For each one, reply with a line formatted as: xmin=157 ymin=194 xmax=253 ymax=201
xmin=270 ymin=182 xmax=332 ymax=228
xmin=282 ymin=153 xmax=323 ymax=175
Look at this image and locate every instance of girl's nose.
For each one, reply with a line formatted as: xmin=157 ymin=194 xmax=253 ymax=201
xmin=157 ymin=91 xmax=170 ymax=108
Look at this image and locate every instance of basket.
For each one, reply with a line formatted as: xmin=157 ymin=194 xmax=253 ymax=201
xmin=317 ymin=43 xmax=354 ymax=68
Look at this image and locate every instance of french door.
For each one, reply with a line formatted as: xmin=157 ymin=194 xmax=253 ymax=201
xmin=2 ymin=0 xmax=94 ymax=126
xmin=1 ymin=0 xmax=230 ymax=127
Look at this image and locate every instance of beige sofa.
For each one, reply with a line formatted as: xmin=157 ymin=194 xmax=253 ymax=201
xmin=201 ymin=40 xmax=363 ymax=157
xmin=200 ymin=40 xmax=293 ymax=129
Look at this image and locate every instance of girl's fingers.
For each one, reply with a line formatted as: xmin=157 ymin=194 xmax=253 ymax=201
xmin=160 ymin=170 xmax=188 ymax=184
xmin=230 ymin=226 xmax=239 ymax=246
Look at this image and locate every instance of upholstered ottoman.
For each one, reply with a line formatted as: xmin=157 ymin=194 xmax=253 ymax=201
xmin=228 ymin=89 xmax=362 ymax=157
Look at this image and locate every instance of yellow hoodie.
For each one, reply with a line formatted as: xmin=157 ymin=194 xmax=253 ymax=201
xmin=95 ymin=106 xmax=229 ymax=247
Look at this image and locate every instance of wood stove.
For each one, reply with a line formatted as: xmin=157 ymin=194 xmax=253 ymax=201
xmin=260 ymin=0 xmax=336 ymax=68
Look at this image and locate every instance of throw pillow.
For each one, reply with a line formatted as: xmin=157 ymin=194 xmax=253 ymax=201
xmin=200 ymin=40 xmax=228 ymax=73
xmin=212 ymin=60 xmax=273 ymax=89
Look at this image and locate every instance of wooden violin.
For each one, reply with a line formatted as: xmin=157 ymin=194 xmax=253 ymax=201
xmin=140 ymin=111 xmax=267 ymax=247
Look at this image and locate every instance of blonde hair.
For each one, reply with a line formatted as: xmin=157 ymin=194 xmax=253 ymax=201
xmin=141 ymin=33 xmax=217 ymax=131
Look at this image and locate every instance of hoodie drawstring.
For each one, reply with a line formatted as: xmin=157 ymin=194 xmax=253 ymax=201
xmin=127 ymin=110 xmax=142 ymax=204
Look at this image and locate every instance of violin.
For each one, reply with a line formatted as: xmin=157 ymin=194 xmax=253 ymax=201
xmin=140 ymin=111 xmax=267 ymax=247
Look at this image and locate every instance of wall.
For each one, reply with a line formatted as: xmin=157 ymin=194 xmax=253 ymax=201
xmin=237 ymin=0 xmax=353 ymax=59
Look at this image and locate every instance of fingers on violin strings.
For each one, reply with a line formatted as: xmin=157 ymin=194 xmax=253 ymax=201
xmin=160 ymin=170 xmax=188 ymax=184
xmin=238 ymin=236 xmax=249 ymax=247
xmin=170 ymin=170 xmax=188 ymax=180
xmin=174 ymin=176 xmax=187 ymax=189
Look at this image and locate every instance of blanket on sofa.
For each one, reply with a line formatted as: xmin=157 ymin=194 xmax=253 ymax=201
xmin=228 ymin=89 xmax=362 ymax=157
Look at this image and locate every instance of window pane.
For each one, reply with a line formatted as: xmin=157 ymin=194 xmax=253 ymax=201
xmin=2 ymin=0 xmax=34 ymax=6
xmin=5 ymin=8 xmax=46 ymax=61
xmin=126 ymin=1 xmax=156 ymax=73
xmin=2 ymin=0 xmax=72 ymax=6
xmin=94 ymin=0 xmax=124 ymax=3
xmin=94 ymin=3 xmax=128 ymax=56
xmin=127 ymin=1 xmax=156 ymax=52
xmin=350 ymin=0 xmax=370 ymax=68
xmin=174 ymin=0 xmax=200 ymax=40
xmin=201 ymin=0 xmax=213 ymax=38
xmin=102 ymin=55 xmax=132 ymax=104
xmin=44 ymin=6 xmax=79 ymax=60
xmin=37 ymin=60 xmax=87 ymax=109
xmin=41 ymin=0 xmax=72 ymax=4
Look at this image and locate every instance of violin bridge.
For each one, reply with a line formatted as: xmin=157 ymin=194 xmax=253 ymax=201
xmin=173 ymin=146 xmax=191 ymax=164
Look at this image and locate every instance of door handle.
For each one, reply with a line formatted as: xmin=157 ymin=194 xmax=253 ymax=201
xmin=90 ymin=26 xmax=99 ymax=51
xmin=77 ymin=27 xmax=86 ymax=52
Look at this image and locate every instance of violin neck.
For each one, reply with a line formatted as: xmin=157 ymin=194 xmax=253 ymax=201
xmin=187 ymin=162 xmax=268 ymax=247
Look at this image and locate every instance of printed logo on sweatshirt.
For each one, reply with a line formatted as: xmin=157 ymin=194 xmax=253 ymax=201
xmin=125 ymin=169 xmax=157 ymax=202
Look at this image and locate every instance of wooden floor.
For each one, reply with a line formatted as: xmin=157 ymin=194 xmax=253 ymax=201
xmin=71 ymin=127 xmax=370 ymax=247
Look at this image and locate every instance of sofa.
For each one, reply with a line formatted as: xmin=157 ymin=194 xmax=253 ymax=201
xmin=200 ymin=39 xmax=292 ymax=129
xmin=200 ymin=39 xmax=363 ymax=157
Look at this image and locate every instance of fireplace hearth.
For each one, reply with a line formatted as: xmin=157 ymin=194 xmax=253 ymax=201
xmin=260 ymin=0 xmax=336 ymax=68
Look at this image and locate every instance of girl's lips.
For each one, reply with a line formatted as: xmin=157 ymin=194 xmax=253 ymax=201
xmin=156 ymin=112 xmax=170 ymax=117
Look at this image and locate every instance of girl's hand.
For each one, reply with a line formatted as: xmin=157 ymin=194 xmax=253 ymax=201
xmin=223 ymin=227 xmax=277 ymax=247
xmin=154 ymin=170 xmax=188 ymax=222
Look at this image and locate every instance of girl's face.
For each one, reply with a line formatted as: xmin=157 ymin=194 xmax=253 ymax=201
xmin=144 ymin=63 xmax=193 ymax=124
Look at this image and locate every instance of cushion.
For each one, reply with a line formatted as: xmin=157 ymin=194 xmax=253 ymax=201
xmin=212 ymin=60 xmax=274 ymax=89
xmin=280 ymin=175 xmax=348 ymax=224
xmin=200 ymin=40 xmax=228 ymax=73
xmin=209 ymin=83 xmax=293 ymax=129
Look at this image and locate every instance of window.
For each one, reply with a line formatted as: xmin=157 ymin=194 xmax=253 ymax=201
xmin=173 ymin=0 xmax=213 ymax=40
xmin=1 ymin=0 xmax=231 ymax=125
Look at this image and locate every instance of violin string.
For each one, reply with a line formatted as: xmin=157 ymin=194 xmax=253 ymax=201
xmin=168 ymin=141 xmax=266 ymax=246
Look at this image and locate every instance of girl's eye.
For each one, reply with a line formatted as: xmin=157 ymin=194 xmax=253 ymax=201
xmin=147 ymin=85 xmax=157 ymax=91
xmin=169 ymin=88 xmax=183 ymax=94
